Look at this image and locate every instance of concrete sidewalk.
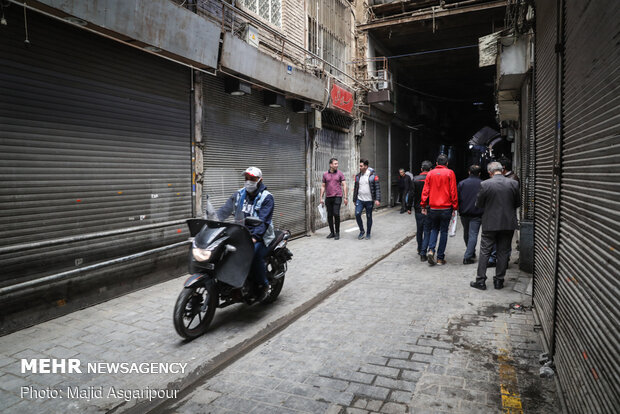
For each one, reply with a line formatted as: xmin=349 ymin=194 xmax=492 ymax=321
xmin=0 ymin=208 xmax=418 ymax=414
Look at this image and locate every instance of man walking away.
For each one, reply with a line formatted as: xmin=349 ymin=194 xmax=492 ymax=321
xmin=353 ymin=159 xmax=381 ymax=240
xmin=470 ymin=161 xmax=521 ymax=290
xmin=420 ymin=154 xmax=458 ymax=266
xmin=408 ymin=160 xmax=432 ymax=261
xmin=320 ymin=158 xmax=347 ymax=240
xmin=488 ymin=156 xmax=520 ymax=266
xmin=397 ymin=168 xmax=412 ymax=213
xmin=458 ymin=165 xmax=484 ymax=264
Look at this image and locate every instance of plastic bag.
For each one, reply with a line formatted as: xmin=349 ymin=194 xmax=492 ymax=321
xmin=317 ymin=203 xmax=327 ymax=223
xmin=448 ymin=214 xmax=458 ymax=237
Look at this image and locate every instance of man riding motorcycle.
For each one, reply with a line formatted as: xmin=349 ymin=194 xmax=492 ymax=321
xmin=216 ymin=166 xmax=274 ymax=301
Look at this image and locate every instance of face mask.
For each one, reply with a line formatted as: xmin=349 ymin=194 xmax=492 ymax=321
xmin=244 ymin=180 xmax=258 ymax=193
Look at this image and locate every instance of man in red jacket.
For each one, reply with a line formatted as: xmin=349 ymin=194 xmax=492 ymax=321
xmin=420 ymin=154 xmax=458 ymax=265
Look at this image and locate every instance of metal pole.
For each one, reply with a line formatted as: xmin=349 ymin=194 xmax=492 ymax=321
xmin=0 ymin=240 xmax=191 ymax=298
xmin=0 ymin=220 xmax=187 ymax=255
xmin=388 ymin=124 xmax=392 ymax=207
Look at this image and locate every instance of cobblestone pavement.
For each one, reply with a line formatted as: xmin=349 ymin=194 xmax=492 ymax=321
xmin=0 ymin=208 xmax=416 ymax=414
xmin=162 ymin=236 xmax=561 ymax=413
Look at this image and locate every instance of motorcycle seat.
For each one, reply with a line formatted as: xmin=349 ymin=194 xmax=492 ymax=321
xmin=266 ymin=230 xmax=287 ymax=256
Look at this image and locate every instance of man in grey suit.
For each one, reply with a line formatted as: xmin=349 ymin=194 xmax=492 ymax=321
xmin=470 ymin=161 xmax=521 ymax=290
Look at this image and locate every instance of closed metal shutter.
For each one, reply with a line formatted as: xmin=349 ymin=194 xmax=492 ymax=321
xmin=375 ymin=123 xmax=389 ymax=207
xmin=0 ymin=9 xmax=191 ymax=288
xmin=391 ymin=126 xmax=410 ymax=173
xmin=313 ymin=126 xmax=352 ymax=229
xmin=554 ymin=1 xmax=620 ymax=412
xmin=532 ymin=0 xmax=558 ymax=347
xmin=202 ymin=76 xmax=307 ymax=236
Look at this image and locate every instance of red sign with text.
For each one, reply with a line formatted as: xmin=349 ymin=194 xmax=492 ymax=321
xmin=330 ymin=83 xmax=354 ymax=114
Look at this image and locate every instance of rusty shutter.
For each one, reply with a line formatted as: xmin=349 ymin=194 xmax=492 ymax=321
xmin=202 ymin=75 xmax=307 ymax=236
xmin=0 ymin=8 xmax=191 ymax=294
xmin=554 ymin=1 xmax=620 ymax=412
xmin=532 ymin=0 xmax=558 ymax=348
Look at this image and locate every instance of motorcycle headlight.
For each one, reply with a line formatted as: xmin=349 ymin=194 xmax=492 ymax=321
xmin=192 ymin=247 xmax=212 ymax=262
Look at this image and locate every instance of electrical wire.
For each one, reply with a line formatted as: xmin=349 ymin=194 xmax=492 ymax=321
xmin=386 ymin=44 xmax=478 ymax=60
xmin=394 ymin=80 xmax=485 ymax=103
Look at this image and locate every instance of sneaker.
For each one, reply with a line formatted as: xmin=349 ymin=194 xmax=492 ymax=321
xmin=358 ymin=231 xmax=365 ymax=240
xmin=463 ymin=258 xmax=475 ymax=264
xmin=334 ymin=233 xmax=340 ymax=240
xmin=427 ymin=250 xmax=436 ymax=266
xmin=326 ymin=232 xmax=335 ymax=239
xmin=420 ymin=255 xmax=427 ymax=262
xmin=437 ymin=259 xmax=446 ymax=265
xmin=365 ymin=233 xmax=371 ymax=240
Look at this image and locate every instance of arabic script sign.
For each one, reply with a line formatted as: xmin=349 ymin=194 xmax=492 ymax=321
xmin=330 ymin=83 xmax=354 ymax=114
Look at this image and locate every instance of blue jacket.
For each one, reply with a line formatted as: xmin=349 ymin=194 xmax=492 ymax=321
xmin=457 ymin=175 xmax=484 ymax=217
xmin=217 ymin=182 xmax=275 ymax=243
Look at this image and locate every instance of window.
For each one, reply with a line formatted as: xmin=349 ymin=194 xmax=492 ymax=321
xmin=307 ymin=0 xmax=350 ymax=75
xmin=241 ymin=0 xmax=281 ymax=27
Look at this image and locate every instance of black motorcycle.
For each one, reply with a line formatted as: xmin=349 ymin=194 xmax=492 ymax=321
xmin=173 ymin=217 xmax=293 ymax=339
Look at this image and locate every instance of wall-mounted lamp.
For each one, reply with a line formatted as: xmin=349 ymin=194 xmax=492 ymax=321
xmin=264 ymin=91 xmax=286 ymax=108
xmin=224 ymin=78 xmax=251 ymax=96
xmin=292 ymin=100 xmax=311 ymax=113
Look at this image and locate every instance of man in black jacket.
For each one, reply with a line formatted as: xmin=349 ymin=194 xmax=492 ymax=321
xmin=458 ymin=165 xmax=484 ymax=264
xmin=470 ymin=162 xmax=521 ymax=290
xmin=407 ymin=161 xmax=432 ymax=260
xmin=397 ymin=168 xmax=412 ymax=213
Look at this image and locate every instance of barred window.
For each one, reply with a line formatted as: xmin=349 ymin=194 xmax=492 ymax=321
xmin=307 ymin=0 xmax=350 ymax=75
xmin=242 ymin=0 xmax=281 ymax=27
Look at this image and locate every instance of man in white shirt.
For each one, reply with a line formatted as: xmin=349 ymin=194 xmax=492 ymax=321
xmin=352 ymin=159 xmax=382 ymax=240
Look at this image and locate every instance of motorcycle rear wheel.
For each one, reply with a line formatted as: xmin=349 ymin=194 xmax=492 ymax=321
xmin=173 ymin=282 xmax=217 ymax=339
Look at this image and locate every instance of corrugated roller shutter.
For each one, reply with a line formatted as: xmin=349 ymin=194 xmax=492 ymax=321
xmin=202 ymin=75 xmax=307 ymax=235
xmin=0 ymin=8 xmax=191 ymax=287
xmin=533 ymin=0 xmax=558 ymax=347
xmin=313 ymin=126 xmax=352 ymax=229
xmin=375 ymin=123 xmax=389 ymax=207
xmin=360 ymin=121 xmax=375 ymax=163
xmin=554 ymin=2 xmax=620 ymax=412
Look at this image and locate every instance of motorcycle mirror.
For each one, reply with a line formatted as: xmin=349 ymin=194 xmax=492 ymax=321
xmin=244 ymin=217 xmax=263 ymax=227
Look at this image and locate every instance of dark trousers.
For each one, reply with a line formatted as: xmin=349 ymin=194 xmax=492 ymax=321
xmin=428 ymin=209 xmax=452 ymax=260
xmin=461 ymin=216 xmax=482 ymax=260
xmin=251 ymin=241 xmax=269 ymax=287
xmin=476 ymin=230 xmax=514 ymax=283
xmin=355 ymin=200 xmax=374 ymax=234
xmin=325 ymin=196 xmax=342 ymax=234
xmin=415 ymin=212 xmax=431 ymax=255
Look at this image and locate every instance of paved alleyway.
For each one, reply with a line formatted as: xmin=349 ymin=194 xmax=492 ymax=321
xmin=0 ymin=208 xmax=560 ymax=413
xmin=160 ymin=226 xmax=560 ymax=413
xmin=0 ymin=209 xmax=412 ymax=413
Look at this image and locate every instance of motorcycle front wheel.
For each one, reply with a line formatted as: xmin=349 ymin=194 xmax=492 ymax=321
xmin=261 ymin=275 xmax=285 ymax=304
xmin=173 ymin=282 xmax=218 ymax=339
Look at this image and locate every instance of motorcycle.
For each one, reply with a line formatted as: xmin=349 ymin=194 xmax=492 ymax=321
xmin=173 ymin=217 xmax=293 ymax=339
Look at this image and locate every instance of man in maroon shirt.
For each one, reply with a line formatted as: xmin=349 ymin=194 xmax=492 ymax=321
xmin=320 ymin=158 xmax=348 ymax=240
xmin=420 ymin=154 xmax=458 ymax=265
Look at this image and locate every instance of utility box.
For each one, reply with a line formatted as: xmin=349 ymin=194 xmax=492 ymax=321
xmin=244 ymin=24 xmax=259 ymax=48
xmin=308 ymin=109 xmax=322 ymax=130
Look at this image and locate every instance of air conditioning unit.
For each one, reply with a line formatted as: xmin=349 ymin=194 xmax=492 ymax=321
xmin=376 ymin=69 xmax=391 ymax=90
xmin=244 ymin=24 xmax=259 ymax=48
